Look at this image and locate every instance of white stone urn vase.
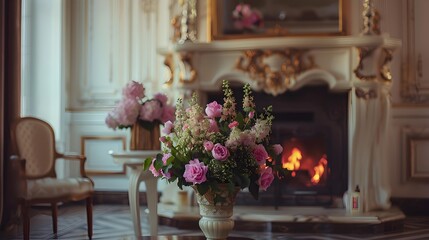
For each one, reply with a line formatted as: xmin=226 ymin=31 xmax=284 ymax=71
xmin=193 ymin=185 xmax=239 ymax=240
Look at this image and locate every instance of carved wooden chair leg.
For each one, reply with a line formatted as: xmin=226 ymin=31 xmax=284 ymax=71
xmin=86 ymin=197 xmax=93 ymax=239
xmin=22 ymin=202 xmax=30 ymax=240
xmin=51 ymin=203 xmax=58 ymax=234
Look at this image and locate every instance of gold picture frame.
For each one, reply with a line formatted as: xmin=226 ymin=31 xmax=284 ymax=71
xmin=208 ymin=0 xmax=346 ymax=41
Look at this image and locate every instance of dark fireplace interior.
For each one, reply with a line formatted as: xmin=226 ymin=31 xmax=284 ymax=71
xmin=206 ymin=85 xmax=348 ymax=207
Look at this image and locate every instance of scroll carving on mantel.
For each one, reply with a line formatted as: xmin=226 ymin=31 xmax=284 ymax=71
xmin=163 ymin=53 xmax=174 ymax=86
xmin=235 ymin=49 xmax=316 ymax=96
xmin=354 ymin=47 xmax=377 ymax=81
xmin=178 ymin=52 xmax=197 ymax=84
xmin=380 ymin=48 xmax=393 ymax=82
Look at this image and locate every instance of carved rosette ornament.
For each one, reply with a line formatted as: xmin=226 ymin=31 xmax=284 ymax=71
xmin=235 ymin=49 xmax=315 ymax=96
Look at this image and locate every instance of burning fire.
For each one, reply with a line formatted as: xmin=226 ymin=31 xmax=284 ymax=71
xmin=311 ymin=155 xmax=328 ymax=184
xmin=282 ymin=147 xmax=302 ymax=171
xmin=282 ymin=147 xmax=328 ymax=185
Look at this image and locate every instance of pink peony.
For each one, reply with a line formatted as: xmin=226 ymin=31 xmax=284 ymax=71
xmin=105 ymin=113 xmax=119 ymax=130
xmin=205 ymin=101 xmax=222 ymax=118
xmin=123 ymin=81 xmax=145 ymax=99
xmin=208 ymin=119 xmax=219 ymax=133
xmin=183 ymin=159 xmax=208 ymax=184
xmin=162 ymin=121 xmax=174 ymax=135
xmin=211 ymin=143 xmax=229 ymax=161
xmin=115 ymin=98 xmax=140 ymax=126
xmin=139 ymin=100 xmax=163 ymax=122
xmin=154 ymin=93 xmax=168 ymax=105
xmin=258 ymin=167 xmax=274 ymax=191
xmin=203 ymin=141 xmax=214 ymax=151
xmin=272 ymin=144 xmax=283 ymax=155
xmin=253 ymin=144 xmax=268 ymax=165
xmin=161 ymin=105 xmax=176 ymax=123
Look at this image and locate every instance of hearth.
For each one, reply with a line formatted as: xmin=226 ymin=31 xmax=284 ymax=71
xmin=206 ymin=85 xmax=348 ymax=207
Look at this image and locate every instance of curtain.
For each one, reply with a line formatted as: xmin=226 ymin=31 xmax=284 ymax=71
xmin=0 ymin=0 xmax=21 ymax=228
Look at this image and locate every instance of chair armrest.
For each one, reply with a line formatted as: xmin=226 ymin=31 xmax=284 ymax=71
xmin=9 ymin=156 xmax=27 ymax=199
xmin=57 ymin=153 xmax=88 ymax=178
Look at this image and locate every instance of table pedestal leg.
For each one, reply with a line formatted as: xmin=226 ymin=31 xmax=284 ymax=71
xmin=128 ymin=167 xmax=143 ymax=237
xmin=144 ymin=176 xmax=158 ymax=236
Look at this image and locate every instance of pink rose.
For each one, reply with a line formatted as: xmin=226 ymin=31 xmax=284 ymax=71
xmin=105 ymin=113 xmax=119 ymax=130
xmin=183 ymin=159 xmax=208 ymax=184
xmin=248 ymin=111 xmax=254 ymax=119
xmin=123 ymin=81 xmax=145 ymax=99
xmin=204 ymin=141 xmax=214 ymax=151
xmin=154 ymin=93 xmax=168 ymax=105
xmin=208 ymin=119 xmax=219 ymax=133
xmin=115 ymin=98 xmax=140 ymax=126
xmin=161 ymin=105 xmax=176 ymax=123
xmin=139 ymin=100 xmax=163 ymax=122
xmin=159 ymin=136 xmax=167 ymax=143
xmin=149 ymin=158 xmax=160 ymax=177
xmin=162 ymin=121 xmax=174 ymax=135
xmin=272 ymin=144 xmax=283 ymax=155
xmin=258 ymin=167 xmax=274 ymax=191
xmin=205 ymin=101 xmax=222 ymax=118
xmin=253 ymin=144 xmax=268 ymax=165
xmin=211 ymin=143 xmax=229 ymax=161
xmin=228 ymin=121 xmax=239 ymax=129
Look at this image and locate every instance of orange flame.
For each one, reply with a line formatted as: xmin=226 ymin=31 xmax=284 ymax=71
xmin=311 ymin=155 xmax=328 ymax=184
xmin=283 ymin=147 xmax=302 ymax=171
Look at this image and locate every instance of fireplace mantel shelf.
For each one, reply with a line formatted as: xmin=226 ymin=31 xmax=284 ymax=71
xmin=170 ymin=35 xmax=401 ymax=52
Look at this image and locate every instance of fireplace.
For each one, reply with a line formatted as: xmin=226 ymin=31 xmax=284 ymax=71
xmin=206 ymin=85 xmax=348 ymax=206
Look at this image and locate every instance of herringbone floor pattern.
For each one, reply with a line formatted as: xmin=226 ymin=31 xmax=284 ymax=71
xmin=1 ymin=204 xmax=429 ymax=240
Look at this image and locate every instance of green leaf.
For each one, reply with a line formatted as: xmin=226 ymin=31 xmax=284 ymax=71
xmin=240 ymin=175 xmax=250 ymax=189
xmin=248 ymin=181 xmax=259 ymax=200
xmin=143 ymin=157 xmax=153 ymax=171
xmin=154 ymin=156 xmax=164 ymax=170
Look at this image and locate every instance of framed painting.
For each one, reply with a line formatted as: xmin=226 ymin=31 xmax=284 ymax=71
xmin=209 ymin=0 xmax=346 ymax=40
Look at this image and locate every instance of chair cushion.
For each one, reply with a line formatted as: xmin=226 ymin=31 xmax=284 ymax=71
xmin=25 ymin=177 xmax=93 ymax=200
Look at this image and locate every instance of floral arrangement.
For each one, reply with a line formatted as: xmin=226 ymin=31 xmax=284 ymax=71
xmin=232 ymin=3 xmax=263 ymax=31
xmin=144 ymin=80 xmax=284 ymax=202
xmin=105 ymin=81 xmax=175 ymax=130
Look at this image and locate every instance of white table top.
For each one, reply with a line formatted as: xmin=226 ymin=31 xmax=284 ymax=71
xmin=109 ymin=150 xmax=162 ymax=165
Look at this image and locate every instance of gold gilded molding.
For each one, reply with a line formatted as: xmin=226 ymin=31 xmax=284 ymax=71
xmin=235 ymin=49 xmax=315 ymax=96
xmin=354 ymin=47 xmax=377 ymax=81
xmin=362 ymin=0 xmax=381 ymax=35
xmin=179 ymin=52 xmax=197 ymax=84
xmin=380 ymin=48 xmax=393 ymax=82
xmin=355 ymin=88 xmax=377 ymax=99
xmin=163 ymin=53 xmax=174 ymax=86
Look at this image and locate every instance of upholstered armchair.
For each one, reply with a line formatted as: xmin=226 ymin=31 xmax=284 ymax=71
xmin=11 ymin=117 xmax=94 ymax=240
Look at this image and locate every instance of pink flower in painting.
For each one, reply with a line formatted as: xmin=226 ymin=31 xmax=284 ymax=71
xmin=203 ymin=141 xmax=214 ymax=151
xmin=205 ymin=101 xmax=222 ymax=118
xmin=115 ymin=99 xmax=140 ymax=126
xmin=211 ymin=143 xmax=229 ymax=161
xmin=258 ymin=167 xmax=274 ymax=191
xmin=105 ymin=113 xmax=119 ymax=130
xmin=272 ymin=144 xmax=283 ymax=155
xmin=162 ymin=121 xmax=174 ymax=135
xmin=183 ymin=159 xmax=208 ymax=184
xmin=161 ymin=105 xmax=176 ymax=123
xmin=253 ymin=144 xmax=268 ymax=165
xmin=123 ymin=81 xmax=145 ymax=99
xmin=139 ymin=100 xmax=163 ymax=122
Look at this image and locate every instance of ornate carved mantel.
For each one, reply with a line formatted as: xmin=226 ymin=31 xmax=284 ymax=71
xmin=160 ymin=34 xmax=401 ymax=212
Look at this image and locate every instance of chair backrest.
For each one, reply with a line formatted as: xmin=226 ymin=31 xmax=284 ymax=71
xmin=12 ymin=117 xmax=57 ymax=178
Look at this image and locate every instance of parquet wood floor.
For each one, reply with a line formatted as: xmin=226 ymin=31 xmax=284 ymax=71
xmin=1 ymin=204 xmax=429 ymax=240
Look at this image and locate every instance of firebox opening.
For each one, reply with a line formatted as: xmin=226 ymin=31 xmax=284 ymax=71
xmin=206 ymin=85 xmax=348 ymax=207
